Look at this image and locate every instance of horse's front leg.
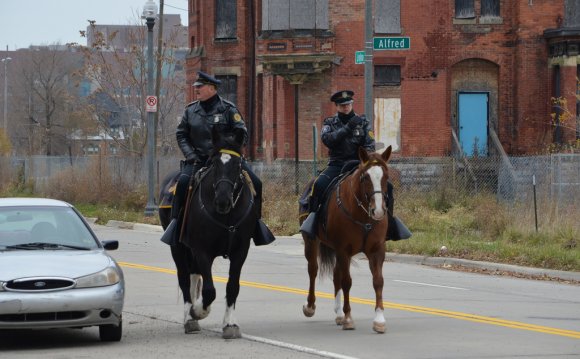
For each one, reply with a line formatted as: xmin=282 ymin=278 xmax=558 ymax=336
xmin=302 ymin=237 xmax=319 ymax=317
xmin=332 ymin=262 xmax=344 ymax=325
xmin=337 ymin=253 xmax=354 ymax=330
xmin=222 ymin=248 xmax=249 ymax=339
xmin=190 ymin=254 xmax=215 ymax=320
xmin=170 ymin=243 xmax=200 ymax=333
xmin=367 ymin=250 xmax=386 ymax=334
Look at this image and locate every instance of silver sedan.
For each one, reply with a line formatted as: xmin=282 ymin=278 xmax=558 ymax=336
xmin=0 ymin=198 xmax=125 ymax=341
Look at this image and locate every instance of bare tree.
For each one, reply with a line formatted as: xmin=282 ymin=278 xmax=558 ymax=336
xmin=75 ymin=20 xmax=186 ymax=157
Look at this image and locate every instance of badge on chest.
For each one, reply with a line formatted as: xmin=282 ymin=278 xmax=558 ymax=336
xmin=211 ymin=114 xmax=226 ymax=124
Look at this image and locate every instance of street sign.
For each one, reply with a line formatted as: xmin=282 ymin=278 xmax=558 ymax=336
xmin=146 ymin=95 xmax=157 ymax=112
xmin=355 ymin=50 xmax=365 ymax=64
xmin=373 ymin=37 xmax=410 ymax=50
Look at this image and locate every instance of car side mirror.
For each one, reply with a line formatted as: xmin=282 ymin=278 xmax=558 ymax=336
xmin=101 ymin=240 xmax=119 ymax=251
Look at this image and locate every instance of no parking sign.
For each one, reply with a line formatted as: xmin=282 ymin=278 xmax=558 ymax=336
xmin=146 ymin=96 xmax=158 ymax=112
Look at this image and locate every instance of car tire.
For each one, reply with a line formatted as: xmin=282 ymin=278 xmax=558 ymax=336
xmin=99 ymin=318 xmax=122 ymax=342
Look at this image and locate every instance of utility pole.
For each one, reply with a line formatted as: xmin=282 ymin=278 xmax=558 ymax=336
xmin=364 ymin=0 xmax=373 ymax=124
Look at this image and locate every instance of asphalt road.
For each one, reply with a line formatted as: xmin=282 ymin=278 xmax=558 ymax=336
xmin=1 ymin=224 xmax=579 ymax=358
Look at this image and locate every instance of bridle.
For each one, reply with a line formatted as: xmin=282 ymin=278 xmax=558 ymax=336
xmin=197 ymin=148 xmax=254 ymax=257
xmin=335 ymin=159 xmax=387 ymax=248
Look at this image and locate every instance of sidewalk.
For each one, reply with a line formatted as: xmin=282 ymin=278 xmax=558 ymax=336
xmin=100 ymin=219 xmax=580 ymax=283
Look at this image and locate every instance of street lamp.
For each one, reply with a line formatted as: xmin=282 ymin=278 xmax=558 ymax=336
xmin=143 ymin=0 xmax=157 ymax=216
xmin=1 ymin=57 xmax=11 ymax=132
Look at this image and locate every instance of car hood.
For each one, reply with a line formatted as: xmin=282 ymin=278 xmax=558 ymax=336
xmin=0 ymin=251 xmax=115 ymax=280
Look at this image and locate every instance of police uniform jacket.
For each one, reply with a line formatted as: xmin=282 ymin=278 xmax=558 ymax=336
xmin=176 ymin=95 xmax=247 ymax=164
xmin=321 ymin=113 xmax=375 ymax=165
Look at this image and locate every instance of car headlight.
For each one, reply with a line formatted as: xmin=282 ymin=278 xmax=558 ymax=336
xmin=76 ymin=267 xmax=121 ymax=288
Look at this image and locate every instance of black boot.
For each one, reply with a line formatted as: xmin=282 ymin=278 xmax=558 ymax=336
xmin=385 ymin=183 xmax=411 ymax=241
xmin=252 ymin=194 xmax=275 ymax=246
xmin=299 ymin=196 xmax=319 ymax=239
xmin=160 ymin=195 xmax=182 ymax=246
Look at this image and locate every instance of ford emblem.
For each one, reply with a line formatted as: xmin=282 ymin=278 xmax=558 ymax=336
xmin=34 ymin=281 xmax=47 ymax=288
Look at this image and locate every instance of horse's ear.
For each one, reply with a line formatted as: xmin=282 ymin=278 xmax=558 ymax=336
xmin=381 ymin=145 xmax=392 ymax=162
xmin=358 ymin=146 xmax=370 ymax=163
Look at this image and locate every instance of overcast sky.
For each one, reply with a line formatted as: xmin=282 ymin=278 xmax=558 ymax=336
xmin=0 ymin=0 xmax=188 ymax=50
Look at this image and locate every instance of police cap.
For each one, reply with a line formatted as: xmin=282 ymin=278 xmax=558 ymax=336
xmin=193 ymin=71 xmax=221 ymax=87
xmin=330 ymin=90 xmax=354 ymax=105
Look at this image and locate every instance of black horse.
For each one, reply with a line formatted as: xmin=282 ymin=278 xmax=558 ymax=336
xmin=159 ymin=127 xmax=256 ymax=339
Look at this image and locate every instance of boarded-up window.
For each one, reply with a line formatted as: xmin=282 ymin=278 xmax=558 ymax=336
xmin=374 ymin=98 xmax=401 ymax=152
xmin=374 ymin=65 xmax=401 ymax=86
xmin=262 ymin=0 xmax=328 ymax=31
xmin=455 ymin=0 xmax=475 ymax=19
xmin=216 ymin=75 xmax=238 ymax=105
xmin=481 ymin=0 xmax=500 ymax=17
xmin=375 ymin=0 xmax=401 ymax=34
xmin=215 ymin=0 xmax=237 ymax=40
xmin=565 ymin=0 xmax=580 ymax=27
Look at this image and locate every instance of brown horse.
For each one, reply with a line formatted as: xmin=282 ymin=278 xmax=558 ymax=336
xmin=300 ymin=146 xmax=392 ymax=334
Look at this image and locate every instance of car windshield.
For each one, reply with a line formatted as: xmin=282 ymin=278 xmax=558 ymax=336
xmin=0 ymin=206 xmax=99 ymax=251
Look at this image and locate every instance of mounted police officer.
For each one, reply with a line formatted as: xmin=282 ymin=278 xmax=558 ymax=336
xmin=161 ymin=71 xmax=275 ymax=246
xmin=300 ymin=90 xmax=411 ymax=241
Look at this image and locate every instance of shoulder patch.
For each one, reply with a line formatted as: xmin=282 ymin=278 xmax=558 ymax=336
xmin=368 ymin=130 xmax=375 ymax=140
xmin=233 ymin=113 xmax=242 ymax=122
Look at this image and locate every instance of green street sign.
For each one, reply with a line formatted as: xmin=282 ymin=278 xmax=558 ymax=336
xmin=355 ymin=51 xmax=365 ymax=64
xmin=373 ymin=37 xmax=410 ymax=50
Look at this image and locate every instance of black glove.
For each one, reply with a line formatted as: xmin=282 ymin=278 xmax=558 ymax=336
xmin=347 ymin=116 xmax=363 ymax=130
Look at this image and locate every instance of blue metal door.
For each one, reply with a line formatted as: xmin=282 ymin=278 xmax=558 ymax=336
xmin=458 ymin=92 xmax=488 ymax=156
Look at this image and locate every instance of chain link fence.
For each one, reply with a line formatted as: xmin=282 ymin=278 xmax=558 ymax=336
xmin=1 ymin=153 xmax=578 ymax=218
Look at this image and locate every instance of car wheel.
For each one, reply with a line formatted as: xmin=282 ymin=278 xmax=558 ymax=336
xmin=99 ymin=318 xmax=122 ymax=342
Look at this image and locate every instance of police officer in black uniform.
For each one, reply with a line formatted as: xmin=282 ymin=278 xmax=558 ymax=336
xmin=300 ymin=90 xmax=411 ymax=241
xmin=161 ymin=71 xmax=274 ymax=246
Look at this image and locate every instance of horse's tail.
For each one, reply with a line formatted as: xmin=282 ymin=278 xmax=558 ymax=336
xmin=318 ymin=243 xmax=336 ymax=278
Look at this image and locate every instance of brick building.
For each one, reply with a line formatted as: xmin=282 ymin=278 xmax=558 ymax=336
xmin=185 ymin=0 xmax=578 ymax=162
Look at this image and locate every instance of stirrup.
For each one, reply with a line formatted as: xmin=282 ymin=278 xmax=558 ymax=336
xmin=299 ymin=212 xmax=317 ymax=238
xmin=386 ymin=216 xmax=412 ymax=241
xmin=160 ymin=219 xmax=179 ymax=246
xmin=253 ymin=219 xmax=276 ymax=246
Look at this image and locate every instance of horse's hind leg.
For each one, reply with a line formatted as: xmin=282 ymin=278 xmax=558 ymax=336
xmin=368 ymin=250 xmax=386 ymax=334
xmin=170 ymin=244 xmax=200 ymax=333
xmin=302 ymin=237 xmax=318 ymax=317
xmin=336 ymin=253 xmax=355 ymax=330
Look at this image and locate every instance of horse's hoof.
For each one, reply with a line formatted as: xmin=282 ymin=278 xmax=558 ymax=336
xmin=184 ymin=320 xmax=201 ymax=334
xmin=342 ymin=318 xmax=355 ymax=330
xmin=222 ymin=324 xmax=241 ymax=339
xmin=372 ymin=321 xmax=385 ymax=334
xmin=335 ymin=316 xmax=344 ymax=325
xmin=302 ymin=304 xmax=315 ymax=317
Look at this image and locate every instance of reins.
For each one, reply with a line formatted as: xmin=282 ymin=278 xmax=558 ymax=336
xmin=334 ymin=164 xmax=386 ymax=250
xmin=197 ymin=149 xmax=254 ymax=258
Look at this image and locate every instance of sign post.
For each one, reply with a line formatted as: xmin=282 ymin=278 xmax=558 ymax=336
xmin=146 ymin=95 xmax=158 ymax=112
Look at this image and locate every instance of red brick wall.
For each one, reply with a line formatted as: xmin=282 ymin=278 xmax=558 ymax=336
xmin=188 ymin=0 xmax=568 ymax=160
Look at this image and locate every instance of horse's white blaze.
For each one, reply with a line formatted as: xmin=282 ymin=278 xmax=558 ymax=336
xmin=220 ymin=153 xmax=232 ymax=164
xmin=367 ymin=166 xmax=385 ymax=219
xmin=334 ymin=289 xmax=343 ymax=316
xmin=374 ymin=308 xmax=386 ymax=324
xmin=223 ymin=304 xmax=237 ymax=327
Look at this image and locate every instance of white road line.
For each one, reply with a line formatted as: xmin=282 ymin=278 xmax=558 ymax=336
xmin=207 ymin=328 xmax=360 ymax=359
xmin=393 ymin=280 xmax=469 ymax=290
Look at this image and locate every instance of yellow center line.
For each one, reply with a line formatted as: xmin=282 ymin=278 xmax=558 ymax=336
xmin=118 ymin=261 xmax=580 ymax=339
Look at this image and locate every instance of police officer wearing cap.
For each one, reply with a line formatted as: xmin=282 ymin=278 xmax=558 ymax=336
xmin=300 ymin=90 xmax=411 ymax=241
xmin=161 ymin=71 xmax=275 ymax=246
